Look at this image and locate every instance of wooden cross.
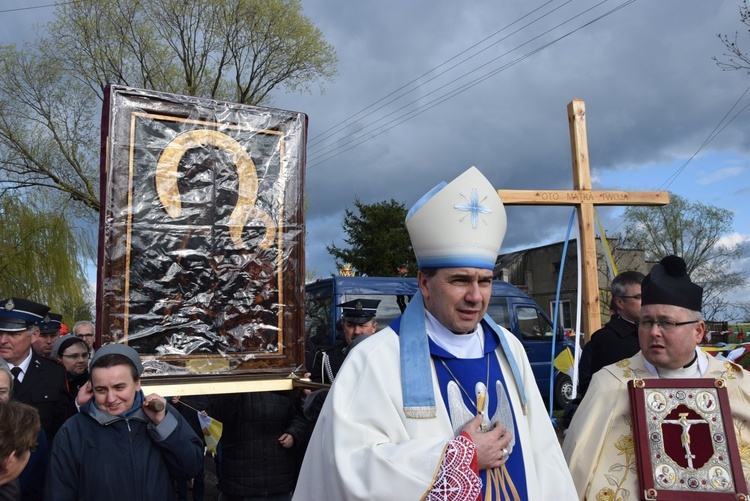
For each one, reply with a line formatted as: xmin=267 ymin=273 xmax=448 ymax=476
xmin=497 ymin=99 xmax=669 ymax=342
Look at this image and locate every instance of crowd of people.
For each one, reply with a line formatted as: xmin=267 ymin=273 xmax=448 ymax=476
xmin=2 ymin=167 xmax=749 ymax=501
xmin=0 ymin=300 xmax=206 ymax=501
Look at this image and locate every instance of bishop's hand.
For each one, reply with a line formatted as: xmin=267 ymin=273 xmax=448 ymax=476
xmin=461 ymin=413 xmax=513 ymax=470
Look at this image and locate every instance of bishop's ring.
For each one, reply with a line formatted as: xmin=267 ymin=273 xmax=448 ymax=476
xmin=501 ymin=447 xmax=509 ymax=460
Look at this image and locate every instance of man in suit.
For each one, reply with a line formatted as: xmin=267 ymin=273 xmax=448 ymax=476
xmin=0 ymin=298 xmax=73 ymax=443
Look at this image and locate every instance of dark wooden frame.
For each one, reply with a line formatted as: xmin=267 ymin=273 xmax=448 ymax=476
xmin=96 ymin=85 xmax=306 ymax=387
xmin=628 ymin=378 xmax=748 ymax=500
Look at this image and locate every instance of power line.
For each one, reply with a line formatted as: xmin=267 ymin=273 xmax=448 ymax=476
xmin=660 ymin=83 xmax=750 ymax=190
xmin=603 ymin=82 xmax=750 ymax=235
xmin=307 ymin=0 xmax=633 ymax=166
xmin=308 ymin=0 xmax=568 ymax=149
xmin=0 ymin=1 xmax=74 ymax=14
xmin=307 ymin=0 xmax=637 ymax=170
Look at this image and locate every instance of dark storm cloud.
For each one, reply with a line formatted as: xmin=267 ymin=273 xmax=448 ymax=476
xmin=3 ymin=1 xmax=747 ymax=277
xmin=271 ymin=0 xmax=750 ymax=276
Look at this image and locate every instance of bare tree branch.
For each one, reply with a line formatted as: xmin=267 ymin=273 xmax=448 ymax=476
xmin=620 ymin=193 xmax=747 ymax=321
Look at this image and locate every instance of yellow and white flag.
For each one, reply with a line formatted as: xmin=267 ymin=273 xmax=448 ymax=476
xmin=554 ymin=346 xmax=575 ymax=378
xmin=197 ymin=412 xmax=223 ymax=454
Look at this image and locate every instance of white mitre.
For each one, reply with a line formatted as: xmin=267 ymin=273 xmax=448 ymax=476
xmin=405 ymin=166 xmax=506 ymax=270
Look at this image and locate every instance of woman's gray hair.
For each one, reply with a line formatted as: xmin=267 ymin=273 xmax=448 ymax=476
xmin=0 ymin=358 xmax=13 ymax=393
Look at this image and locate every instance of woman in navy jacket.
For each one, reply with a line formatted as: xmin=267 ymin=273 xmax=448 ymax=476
xmin=45 ymin=344 xmax=204 ymax=501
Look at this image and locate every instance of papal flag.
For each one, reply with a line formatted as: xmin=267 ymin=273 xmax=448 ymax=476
xmin=554 ymin=346 xmax=575 ymax=377
xmin=197 ymin=412 xmax=223 ymax=454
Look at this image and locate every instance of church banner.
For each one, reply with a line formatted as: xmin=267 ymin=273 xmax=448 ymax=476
xmin=96 ymin=85 xmax=306 ymax=385
xmin=628 ymin=378 xmax=747 ymax=500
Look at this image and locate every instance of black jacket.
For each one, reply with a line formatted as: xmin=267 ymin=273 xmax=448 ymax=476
xmin=309 ymin=338 xmax=348 ymax=384
xmin=12 ymin=350 xmax=73 ymax=442
xmin=66 ymin=369 xmax=89 ymax=395
xmin=562 ymin=316 xmax=639 ymax=427
xmin=0 ymin=480 xmax=19 ymax=501
xmin=583 ymin=314 xmax=640 ymax=394
xmin=210 ymin=391 xmax=307 ymax=497
xmin=18 ymin=428 xmax=47 ymax=501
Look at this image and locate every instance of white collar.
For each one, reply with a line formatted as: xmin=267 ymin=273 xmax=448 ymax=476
xmin=643 ymin=347 xmax=707 ymax=378
xmin=425 ymin=310 xmax=484 ymax=358
xmin=619 ymin=314 xmax=636 ymax=325
xmin=9 ymin=349 xmax=33 ymax=377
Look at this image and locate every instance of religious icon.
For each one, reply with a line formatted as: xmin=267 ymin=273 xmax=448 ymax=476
xmin=97 ymin=85 xmax=306 ymax=382
xmin=661 ymin=411 xmax=708 ymax=470
xmin=655 ymin=464 xmax=676 ymax=487
xmin=696 ymin=390 xmax=715 ymax=411
xmin=628 ymin=378 xmax=748 ymax=500
xmin=709 ymin=466 xmax=731 ymax=491
xmin=647 ymin=391 xmax=667 ymax=411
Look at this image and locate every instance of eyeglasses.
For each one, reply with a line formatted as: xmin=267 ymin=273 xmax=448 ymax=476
xmin=619 ymin=295 xmax=642 ymax=301
xmin=637 ymin=320 xmax=698 ymax=333
xmin=62 ymin=352 xmax=90 ymax=360
xmin=75 ymin=334 xmax=95 ymax=339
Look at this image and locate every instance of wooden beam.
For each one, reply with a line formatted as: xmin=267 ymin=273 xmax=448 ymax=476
xmin=496 ymin=190 xmax=669 ymax=206
xmin=142 ymin=377 xmax=295 ymax=397
xmin=568 ymin=99 xmax=602 ymax=339
xmin=494 ymin=99 xmax=669 ymax=342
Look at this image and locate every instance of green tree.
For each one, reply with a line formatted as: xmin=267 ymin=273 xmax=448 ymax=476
xmin=0 ymin=0 xmax=337 ymax=213
xmin=0 ymin=193 xmax=92 ymax=323
xmin=619 ymin=193 xmax=747 ymax=321
xmin=327 ymin=199 xmax=417 ymax=277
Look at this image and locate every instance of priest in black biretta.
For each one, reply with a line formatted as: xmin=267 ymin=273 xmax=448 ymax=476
xmin=562 ymin=255 xmax=750 ymax=497
xmin=640 ymin=255 xmax=703 ymax=311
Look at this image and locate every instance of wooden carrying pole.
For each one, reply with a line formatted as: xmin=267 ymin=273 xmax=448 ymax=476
xmin=498 ymin=99 xmax=669 ymax=342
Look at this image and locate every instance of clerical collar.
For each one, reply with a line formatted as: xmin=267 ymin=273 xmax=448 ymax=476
xmin=619 ymin=314 xmax=636 ymax=325
xmin=682 ymin=352 xmax=698 ymax=368
xmin=645 ymin=348 xmax=705 ymax=379
xmin=425 ymin=310 xmax=484 ymax=358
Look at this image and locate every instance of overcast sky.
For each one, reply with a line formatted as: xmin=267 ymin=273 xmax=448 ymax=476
xmin=272 ymin=0 xmax=750 ymax=302
xmin=2 ymin=0 xmax=749 ymax=307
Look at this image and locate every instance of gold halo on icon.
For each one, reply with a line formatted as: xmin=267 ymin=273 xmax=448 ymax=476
xmin=155 ymin=129 xmax=275 ymax=250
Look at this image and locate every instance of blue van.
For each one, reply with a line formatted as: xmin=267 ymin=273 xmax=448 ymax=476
xmin=305 ymin=276 xmax=574 ymax=409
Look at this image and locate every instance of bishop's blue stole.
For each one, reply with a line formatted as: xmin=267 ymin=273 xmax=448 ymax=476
xmin=391 ymin=317 xmax=529 ymax=500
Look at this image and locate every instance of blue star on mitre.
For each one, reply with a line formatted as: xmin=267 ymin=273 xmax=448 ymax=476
xmin=454 ymin=188 xmax=492 ymax=229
